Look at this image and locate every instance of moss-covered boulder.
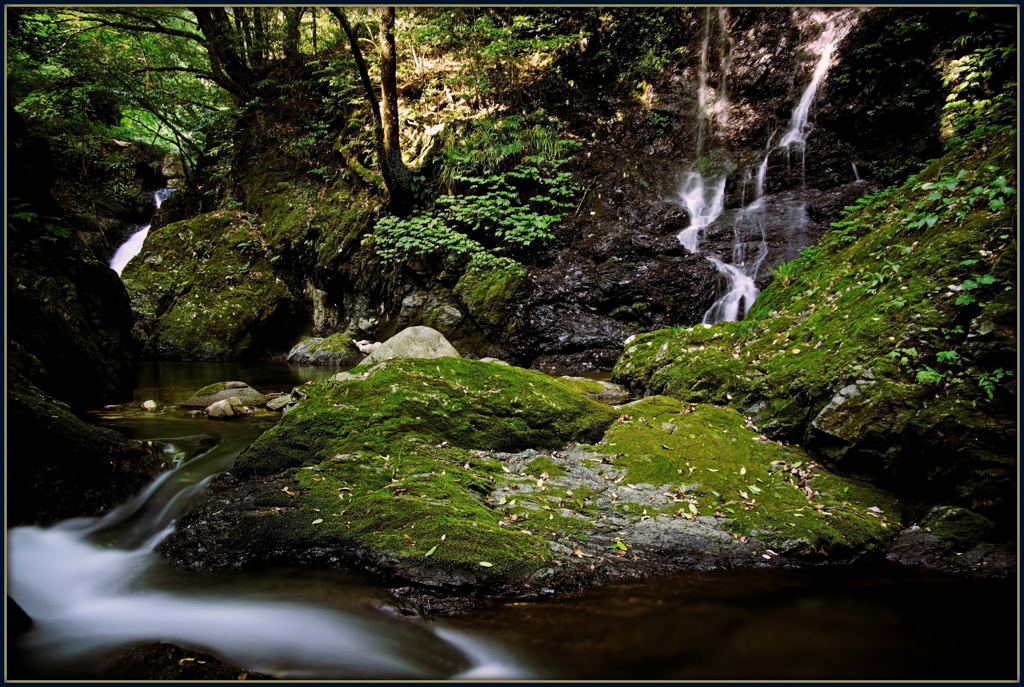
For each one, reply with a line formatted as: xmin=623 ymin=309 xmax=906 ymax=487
xmin=181 ymin=381 xmax=266 ymax=409
xmin=123 ymin=211 xmax=294 ymax=360
xmin=6 ymin=372 xmax=165 ymax=527
xmin=285 ymin=333 xmax=363 ymax=366
xmin=159 ymin=358 xmax=618 ymax=584
xmin=159 ymin=361 xmax=904 ymax=603
xmin=613 ymin=129 xmax=1017 ymax=524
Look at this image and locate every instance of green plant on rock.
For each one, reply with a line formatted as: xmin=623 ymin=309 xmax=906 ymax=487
xmin=977 ymin=368 xmax=1012 ymax=400
xmin=915 ymin=365 xmax=945 ymax=385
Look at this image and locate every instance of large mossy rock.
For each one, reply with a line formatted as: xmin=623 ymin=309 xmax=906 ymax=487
xmin=613 ymin=129 xmax=1017 ymax=525
xmin=360 ymin=326 xmax=461 ymax=365
xmin=159 ymin=360 xmax=903 ymax=598
xmin=286 ymin=333 xmax=363 ymax=366
xmin=181 ymin=381 xmax=266 ymax=409
xmin=122 ymin=211 xmax=294 ymax=360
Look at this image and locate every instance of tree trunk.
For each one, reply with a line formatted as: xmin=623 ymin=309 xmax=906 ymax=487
xmin=329 ymin=7 xmax=412 ymax=213
xmin=191 ymin=8 xmax=253 ymax=99
xmin=378 ymin=7 xmax=413 ymax=213
xmin=283 ymin=7 xmax=305 ymax=61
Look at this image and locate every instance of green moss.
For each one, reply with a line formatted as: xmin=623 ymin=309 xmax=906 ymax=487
xmin=587 ymin=397 xmax=901 ymax=551
xmin=454 ymin=263 xmax=526 ymax=331
xmin=524 ymin=455 xmax=567 ymax=478
xmin=123 ymin=211 xmax=292 ymax=361
xmin=229 ymin=358 xmax=618 ymax=576
xmin=554 ymin=376 xmax=606 ymax=396
xmin=920 ymin=506 xmax=994 ymax=548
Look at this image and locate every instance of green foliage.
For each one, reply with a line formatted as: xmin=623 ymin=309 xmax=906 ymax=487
xmin=768 ymin=260 xmax=802 ymax=287
xmin=376 ymin=114 xmax=580 ymax=270
xmin=977 ymin=368 xmax=1012 ymax=399
xmin=915 ymin=366 xmax=945 ymax=385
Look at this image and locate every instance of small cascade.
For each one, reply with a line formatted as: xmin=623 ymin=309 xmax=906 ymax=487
xmin=8 ymin=426 xmax=530 ymax=679
xmin=109 ymin=188 xmax=173 ymax=276
xmin=679 ymin=9 xmax=857 ymax=325
xmin=676 ymin=171 xmax=727 ymax=253
xmin=852 ymin=162 xmax=862 ymax=182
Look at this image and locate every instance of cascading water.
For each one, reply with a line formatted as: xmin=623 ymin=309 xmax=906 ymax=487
xmin=678 ymin=9 xmax=857 ymax=324
xmin=676 ymin=7 xmax=730 ymax=254
xmin=109 ymin=188 xmax=174 ymax=276
xmin=7 ymin=410 xmax=531 ymax=679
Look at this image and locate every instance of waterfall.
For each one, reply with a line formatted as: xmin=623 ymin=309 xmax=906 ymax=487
xmin=677 ymin=8 xmax=731 ymax=254
xmin=109 ymin=188 xmax=173 ymax=276
xmin=678 ymin=9 xmax=857 ymax=325
xmin=852 ymin=163 xmax=862 ymax=182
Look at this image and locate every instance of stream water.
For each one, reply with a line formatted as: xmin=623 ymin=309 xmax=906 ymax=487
xmin=6 ymin=363 xmax=1016 ymax=680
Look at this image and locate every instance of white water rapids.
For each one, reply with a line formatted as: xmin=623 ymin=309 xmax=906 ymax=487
xmin=7 ymin=421 xmax=532 ymax=680
xmin=109 ymin=188 xmax=174 ymax=276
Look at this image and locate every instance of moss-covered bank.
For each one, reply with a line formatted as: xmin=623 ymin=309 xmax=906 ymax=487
xmin=160 ymin=358 xmax=904 ymax=605
xmin=613 ymin=128 xmax=1017 ymax=525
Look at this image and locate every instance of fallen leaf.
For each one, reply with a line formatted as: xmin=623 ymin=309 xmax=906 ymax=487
xmin=740 ymin=491 xmax=749 ymax=499
xmin=179 ymin=658 xmax=195 ymax=664
xmin=425 ymin=545 xmax=437 ymax=557
xmin=541 ymin=471 xmax=549 ymax=479
xmin=740 ymin=467 xmax=746 ymax=476
xmin=748 ymin=485 xmax=761 ymax=494
xmin=688 ymin=503 xmax=699 ymax=515
xmin=479 ymin=561 xmax=493 ymax=567
xmin=441 ymin=534 xmax=447 ymax=541
xmin=868 ymin=506 xmax=884 ymax=513
xmin=501 ymin=464 xmax=511 ymax=473
xmin=312 ymin=518 xmax=323 ymax=524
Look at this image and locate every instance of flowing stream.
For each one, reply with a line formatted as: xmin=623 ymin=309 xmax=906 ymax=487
xmin=678 ymin=10 xmax=857 ymax=324
xmin=109 ymin=188 xmax=174 ymax=276
xmin=6 ymin=363 xmax=1016 ymax=680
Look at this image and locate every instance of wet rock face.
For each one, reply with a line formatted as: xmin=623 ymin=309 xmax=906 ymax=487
xmin=8 ymin=113 xmax=138 ymax=409
xmin=6 ymin=372 xmax=163 ymax=527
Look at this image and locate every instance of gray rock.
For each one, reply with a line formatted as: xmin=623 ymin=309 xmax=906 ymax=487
xmin=360 ymin=326 xmax=460 ymax=365
xmin=182 ymin=381 xmax=266 ymax=409
xmin=479 ymin=357 xmax=510 ymax=366
xmin=206 ymin=397 xmax=250 ymax=420
xmin=266 ymin=395 xmax=294 ymax=411
xmin=334 ymin=371 xmax=368 ymax=383
xmin=142 ymin=400 xmax=158 ymax=411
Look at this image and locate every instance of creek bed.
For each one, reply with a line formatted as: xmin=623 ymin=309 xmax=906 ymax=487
xmin=7 ymin=362 xmax=1016 ymax=680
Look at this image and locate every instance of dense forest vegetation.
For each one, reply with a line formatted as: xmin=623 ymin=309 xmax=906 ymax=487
xmin=6 ymin=6 xmax=1018 ymax=679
